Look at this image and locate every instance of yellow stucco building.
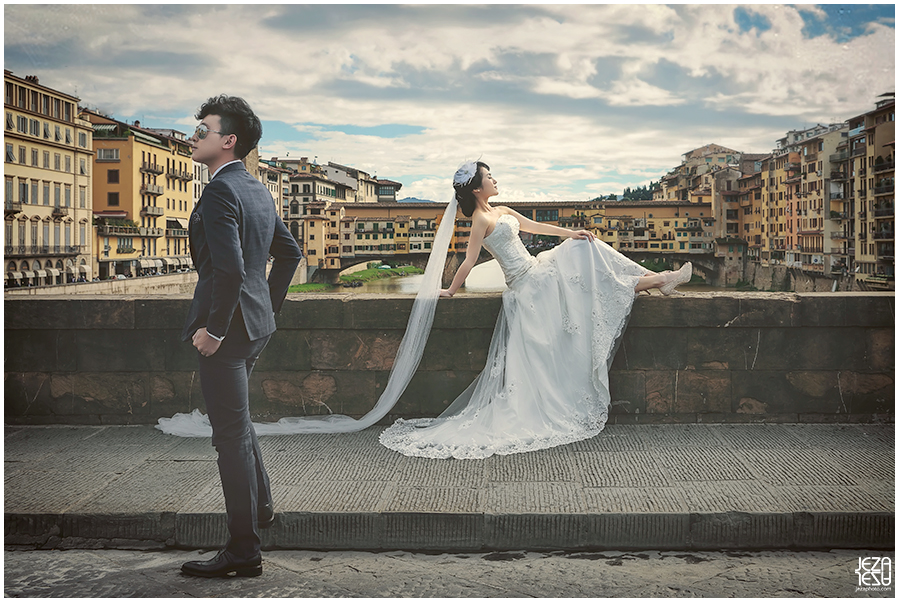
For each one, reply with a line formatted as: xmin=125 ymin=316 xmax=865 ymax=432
xmin=84 ymin=111 xmax=193 ymax=278
xmin=4 ymin=70 xmax=94 ymax=286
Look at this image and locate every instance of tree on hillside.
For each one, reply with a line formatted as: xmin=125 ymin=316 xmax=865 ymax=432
xmin=621 ymin=184 xmax=654 ymax=201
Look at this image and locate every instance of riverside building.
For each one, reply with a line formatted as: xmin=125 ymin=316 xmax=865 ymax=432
xmin=257 ymin=158 xmax=291 ymax=213
xmin=323 ymin=162 xmax=379 ymax=204
xmin=83 ymin=110 xmax=193 ymax=279
xmin=300 ymin=200 xmax=436 ymax=271
xmin=600 ymin=200 xmax=715 ymax=254
xmin=850 ymin=93 xmax=895 ymax=290
xmin=4 ymin=70 xmax=94 ymax=286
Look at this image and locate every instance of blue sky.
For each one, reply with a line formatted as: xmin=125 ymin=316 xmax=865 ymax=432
xmin=4 ymin=4 xmax=895 ymax=202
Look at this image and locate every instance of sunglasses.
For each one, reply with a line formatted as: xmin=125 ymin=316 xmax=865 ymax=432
xmin=193 ymin=123 xmax=229 ymax=140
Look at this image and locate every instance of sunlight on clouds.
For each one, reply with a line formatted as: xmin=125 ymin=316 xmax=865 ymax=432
xmin=607 ymin=78 xmax=686 ymax=107
xmin=531 ymin=78 xmax=603 ymax=100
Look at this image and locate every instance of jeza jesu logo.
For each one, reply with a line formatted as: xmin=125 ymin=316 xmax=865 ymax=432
xmin=856 ymin=557 xmax=892 ymax=587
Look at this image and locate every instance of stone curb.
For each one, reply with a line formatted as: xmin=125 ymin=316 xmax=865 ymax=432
xmin=5 ymin=510 xmax=893 ymax=552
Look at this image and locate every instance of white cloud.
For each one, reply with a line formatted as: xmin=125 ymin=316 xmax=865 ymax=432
xmin=606 ymin=78 xmax=687 ymax=107
xmin=4 ymin=4 xmax=894 ymax=203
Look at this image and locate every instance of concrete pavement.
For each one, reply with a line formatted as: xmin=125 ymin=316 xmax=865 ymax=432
xmin=4 ymin=423 xmax=894 ymax=551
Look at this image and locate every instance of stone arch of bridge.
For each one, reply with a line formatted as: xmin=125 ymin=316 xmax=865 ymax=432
xmin=621 ymin=250 xmax=720 ymax=281
xmin=309 ymin=249 xmax=495 ymax=285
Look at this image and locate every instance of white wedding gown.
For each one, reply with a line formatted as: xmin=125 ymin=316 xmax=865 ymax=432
xmin=378 ymin=214 xmax=649 ymax=459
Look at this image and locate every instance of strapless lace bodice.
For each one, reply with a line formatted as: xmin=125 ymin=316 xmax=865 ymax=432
xmin=482 ymin=214 xmax=536 ymax=286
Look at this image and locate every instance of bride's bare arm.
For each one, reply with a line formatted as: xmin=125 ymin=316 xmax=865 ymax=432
xmin=503 ymin=207 xmax=595 ymax=240
xmin=440 ymin=215 xmax=489 ymax=297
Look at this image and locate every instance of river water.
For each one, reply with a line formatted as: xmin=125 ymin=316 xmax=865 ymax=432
xmin=351 ymin=260 xmax=722 ymax=294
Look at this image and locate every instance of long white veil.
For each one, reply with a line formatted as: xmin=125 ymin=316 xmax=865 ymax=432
xmin=156 ymin=193 xmax=459 ymax=437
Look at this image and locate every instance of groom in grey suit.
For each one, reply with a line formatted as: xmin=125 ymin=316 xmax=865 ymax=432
xmin=180 ymin=95 xmax=302 ymax=578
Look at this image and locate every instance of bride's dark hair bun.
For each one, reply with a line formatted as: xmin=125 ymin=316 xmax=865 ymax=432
xmin=453 ymin=161 xmax=490 ymax=217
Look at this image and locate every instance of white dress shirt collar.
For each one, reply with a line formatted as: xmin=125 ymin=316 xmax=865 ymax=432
xmin=211 ymin=159 xmax=242 ymax=180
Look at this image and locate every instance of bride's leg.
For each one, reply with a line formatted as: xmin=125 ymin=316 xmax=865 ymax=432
xmin=635 ymin=262 xmax=692 ymax=294
xmin=634 ymin=273 xmax=667 ymax=292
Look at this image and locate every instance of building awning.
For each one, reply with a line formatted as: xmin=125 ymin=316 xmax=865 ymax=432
xmin=35 ymin=270 xmax=48 ymax=278
xmin=47 ymin=268 xmax=60 ymax=277
xmin=153 ymin=259 xmax=163 ymax=269
xmin=92 ymin=124 xmax=117 ymax=132
xmin=138 ymin=259 xmax=155 ymax=268
xmin=7 ymin=272 xmax=22 ymax=280
xmin=167 ymin=218 xmax=189 ymax=229
xmin=22 ymin=271 xmax=35 ymax=279
xmin=78 ymin=265 xmax=91 ymax=277
xmin=132 ymin=130 xmax=164 ymax=146
xmin=163 ymin=257 xmax=176 ymax=266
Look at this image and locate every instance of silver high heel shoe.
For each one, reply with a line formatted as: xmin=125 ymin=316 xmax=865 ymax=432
xmin=659 ymin=262 xmax=692 ymax=296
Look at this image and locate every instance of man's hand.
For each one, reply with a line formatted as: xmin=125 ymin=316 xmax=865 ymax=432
xmin=192 ymin=327 xmax=222 ymax=357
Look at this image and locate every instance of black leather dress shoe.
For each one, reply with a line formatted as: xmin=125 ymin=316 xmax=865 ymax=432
xmin=181 ymin=550 xmax=262 ymax=578
xmin=258 ymin=502 xmax=275 ymax=529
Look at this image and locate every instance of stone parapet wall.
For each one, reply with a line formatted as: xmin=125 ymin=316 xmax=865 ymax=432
xmin=3 ymin=272 xmax=199 ymax=297
xmin=4 ymin=292 xmax=894 ymax=426
xmin=3 ymin=258 xmax=307 ymax=298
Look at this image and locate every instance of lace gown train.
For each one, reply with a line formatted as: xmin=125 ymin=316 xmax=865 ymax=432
xmin=378 ymin=214 xmax=648 ymax=459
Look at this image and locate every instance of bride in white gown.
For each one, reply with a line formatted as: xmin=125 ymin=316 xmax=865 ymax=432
xmin=378 ymin=162 xmax=691 ymax=458
xmin=157 ymin=160 xmax=691 ymax=459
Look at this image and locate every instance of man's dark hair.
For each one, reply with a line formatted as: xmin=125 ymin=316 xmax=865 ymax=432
xmin=195 ymin=95 xmax=262 ymax=159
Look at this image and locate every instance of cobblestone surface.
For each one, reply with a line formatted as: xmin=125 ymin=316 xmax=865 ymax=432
xmin=4 ymin=547 xmax=894 ymax=598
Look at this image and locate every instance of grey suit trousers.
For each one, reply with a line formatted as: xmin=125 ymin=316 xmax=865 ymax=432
xmin=197 ymin=316 xmax=273 ymax=560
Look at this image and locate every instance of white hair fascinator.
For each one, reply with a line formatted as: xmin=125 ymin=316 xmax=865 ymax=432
xmin=453 ymin=160 xmax=479 ymax=188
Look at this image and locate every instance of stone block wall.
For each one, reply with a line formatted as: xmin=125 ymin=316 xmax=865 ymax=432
xmin=4 ymin=292 xmax=894 ymax=426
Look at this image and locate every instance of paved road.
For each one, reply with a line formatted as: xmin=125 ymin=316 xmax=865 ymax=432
xmin=4 ymin=547 xmax=894 ymax=597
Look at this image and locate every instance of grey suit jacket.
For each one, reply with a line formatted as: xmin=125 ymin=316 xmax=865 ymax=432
xmin=182 ymin=162 xmax=302 ymax=343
